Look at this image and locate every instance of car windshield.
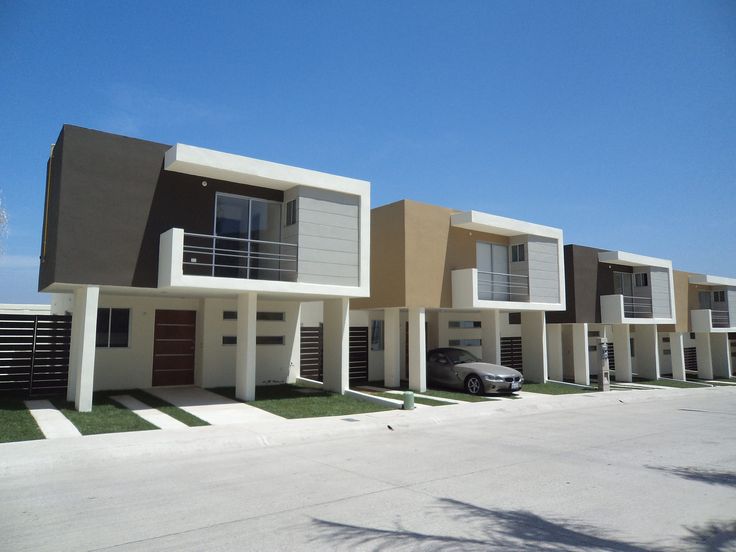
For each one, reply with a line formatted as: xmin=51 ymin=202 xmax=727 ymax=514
xmin=444 ymin=349 xmax=480 ymax=364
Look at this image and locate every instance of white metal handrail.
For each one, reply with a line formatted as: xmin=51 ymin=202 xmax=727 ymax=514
xmin=622 ymin=295 xmax=653 ymax=318
xmin=477 ymin=270 xmax=529 ymax=301
xmin=182 ymin=232 xmax=298 ymax=279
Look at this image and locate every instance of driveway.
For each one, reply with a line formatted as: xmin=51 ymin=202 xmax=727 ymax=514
xmin=1 ymin=387 xmax=735 ymax=551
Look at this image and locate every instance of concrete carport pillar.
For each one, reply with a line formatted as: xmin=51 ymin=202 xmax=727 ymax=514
xmin=480 ymin=310 xmax=501 ymax=364
xmin=694 ymin=332 xmax=713 ymax=380
xmin=235 ymin=292 xmax=258 ymax=401
xmin=521 ymin=311 xmax=547 ymax=383
xmin=68 ymin=286 xmax=100 ymax=412
xmin=571 ymin=323 xmax=589 ymax=386
xmin=612 ymin=324 xmax=632 ymax=382
xmin=408 ymin=307 xmax=426 ymax=392
xmin=323 ymin=298 xmax=350 ymax=393
xmin=636 ymin=325 xmax=660 ymax=380
xmin=669 ymin=332 xmax=686 ymax=381
xmin=711 ymin=333 xmax=732 ymax=379
xmin=546 ymin=324 xmax=563 ymax=381
xmin=383 ymin=308 xmax=401 ymax=388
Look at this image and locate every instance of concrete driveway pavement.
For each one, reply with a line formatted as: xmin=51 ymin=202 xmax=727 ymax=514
xmin=1 ymin=386 xmax=735 ymax=551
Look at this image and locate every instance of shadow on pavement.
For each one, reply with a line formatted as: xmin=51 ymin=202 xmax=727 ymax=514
xmin=646 ymin=465 xmax=736 ymax=488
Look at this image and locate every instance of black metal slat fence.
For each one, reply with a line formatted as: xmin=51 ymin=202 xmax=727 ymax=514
xmin=0 ymin=314 xmax=72 ymax=397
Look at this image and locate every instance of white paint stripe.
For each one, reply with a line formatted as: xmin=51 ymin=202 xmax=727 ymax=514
xmin=24 ymin=399 xmax=81 ymax=439
xmin=110 ymin=395 xmax=188 ymax=430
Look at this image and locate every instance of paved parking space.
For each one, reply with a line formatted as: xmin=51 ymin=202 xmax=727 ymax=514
xmin=110 ymin=395 xmax=188 ymax=430
xmin=23 ymin=399 xmax=81 ymax=439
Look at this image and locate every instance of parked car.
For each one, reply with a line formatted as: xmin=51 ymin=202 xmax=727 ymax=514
xmin=426 ymin=347 xmax=523 ymax=395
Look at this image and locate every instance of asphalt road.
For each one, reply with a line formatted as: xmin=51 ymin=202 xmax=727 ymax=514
xmin=2 ymin=387 xmax=735 ymax=551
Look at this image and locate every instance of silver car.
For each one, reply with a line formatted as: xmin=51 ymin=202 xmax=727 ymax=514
xmin=427 ymin=348 xmax=524 ymax=395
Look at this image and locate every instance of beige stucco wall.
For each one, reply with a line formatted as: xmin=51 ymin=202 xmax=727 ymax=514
xmin=351 ymin=201 xmax=406 ymax=310
xmin=672 ymin=270 xmax=691 ymax=333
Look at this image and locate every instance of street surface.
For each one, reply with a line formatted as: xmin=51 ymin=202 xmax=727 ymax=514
xmin=1 ymin=387 xmax=735 ymax=551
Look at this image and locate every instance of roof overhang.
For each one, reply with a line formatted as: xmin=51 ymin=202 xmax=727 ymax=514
xmin=597 ymin=250 xmax=672 ymax=270
xmin=688 ymin=274 xmax=736 ymax=287
xmin=164 ymin=143 xmax=369 ymax=196
xmin=450 ymin=210 xmax=562 ymax=239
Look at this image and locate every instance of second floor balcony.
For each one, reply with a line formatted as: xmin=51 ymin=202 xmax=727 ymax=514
xmin=691 ymin=308 xmax=733 ymax=332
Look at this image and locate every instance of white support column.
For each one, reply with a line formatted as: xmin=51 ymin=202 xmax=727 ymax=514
xmin=286 ymin=302 xmax=302 ymax=384
xmin=323 ymin=298 xmax=350 ymax=393
xmin=408 ymin=307 xmax=426 ymax=392
xmin=480 ymin=309 xmax=501 ymax=364
xmin=546 ymin=324 xmax=563 ymax=381
xmin=695 ymin=332 xmax=713 ymax=380
xmin=637 ymin=324 xmax=660 ymax=380
xmin=68 ymin=286 xmax=99 ymax=412
xmin=612 ymin=324 xmax=632 ymax=383
xmin=521 ymin=311 xmax=547 ymax=383
xmin=711 ymin=333 xmax=731 ymax=379
xmin=669 ymin=332 xmax=686 ymax=381
xmin=571 ymin=323 xmax=589 ymax=386
xmin=235 ymin=292 xmax=258 ymax=401
xmin=383 ymin=308 xmax=401 ymax=388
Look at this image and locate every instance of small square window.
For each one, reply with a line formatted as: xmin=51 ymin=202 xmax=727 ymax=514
xmin=512 ymin=243 xmax=526 ymax=263
xmin=508 ymin=313 xmax=521 ymax=325
xmin=96 ymin=308 xmax=130 ymax=348
xmin=635 ymin=273 xmax=649 ymax=287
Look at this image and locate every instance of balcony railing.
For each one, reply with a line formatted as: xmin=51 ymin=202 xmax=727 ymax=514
xmin=181 ymin=232 xmax=297 ymax=281
xmin=712 ymin=309 xmax=730 ymax=328
xmin=477 ymin=271 xmax=529 ymax=302
xmin=622 ymin=295 xmax=653 ymax=318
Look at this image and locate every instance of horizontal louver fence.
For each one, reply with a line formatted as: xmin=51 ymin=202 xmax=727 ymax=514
xmin=0 ymin=314 xmax=72 ymax=397
xmin=500 ymin=337 xmax=523 ymax=372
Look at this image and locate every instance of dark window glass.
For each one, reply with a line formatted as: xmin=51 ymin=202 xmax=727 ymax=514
xmin=508 ymin=313 xmax=521 ymax=325
xmin=257 ymin=335 xmax=285 ymax=345
xmin=96 ymin=308 xmax=110 ymax=347
xmin=257 ymin=312 xmax=285 ymax=321
xmin=223 ymin=311 xmax=237 ymax=320
xmin=222 ymin=336 xmax=237 ymax=345
xmin=109 ymin=309 xmax=130 ymax=347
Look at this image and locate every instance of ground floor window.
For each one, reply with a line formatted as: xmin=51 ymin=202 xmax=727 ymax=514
xmin=96 ymin=308 xmax=130 ymax=348
xmin=370 ymin=320 xmax=384 ymax=351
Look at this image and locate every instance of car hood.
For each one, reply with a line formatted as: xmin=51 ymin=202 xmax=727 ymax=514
xmin=455 ymin=362 xmax=523 ymax=378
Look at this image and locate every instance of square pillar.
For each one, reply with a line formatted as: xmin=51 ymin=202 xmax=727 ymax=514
xmin=546 ymin=324 xmax=563 ymax=381
xmin=521 ymin=311 xmax=547 ymax=383
xmin=286 ymin=302 xmax=302 ymax=384
xmin=383 ymin=308 xmax=401 ymax=388
xmin=323 ymin=298 xmax=349 ymax=393
xmin=636 ymin=324 xmax=660 ymax=380
xmin=68 ymin=286 xmax=99 ymax=412
xmin=571 ymin=323 xmax=589 ymax=386
xmin=711 ymin=333 xmax=731 ymax=379
xmin=235 ymin=292 xmax=257 ymax=401
xmin=480 ymin=309 xmax=501 ymax=364
xmin=612 ymin=324 xmax=632 ymax=382
xmin=695 ymin=332 xmax=713 ymax=380
xmin=669 ymin=332 xmax=686 ymax=381
xmin=408 ymin=307 xmax=426 ymax=392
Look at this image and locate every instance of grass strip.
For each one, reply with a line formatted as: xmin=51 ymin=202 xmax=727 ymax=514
xmin=51 ymin=392 xmax=157 ymax=435
xmin=0 ymin=398 xmax=45 ymax=443
xmin=371 ymin=391 xmax=450 ymax=407
xmin=209 ymin=385 xmax=393 ymax=419
xmin=522 ymin=382 xmax=598 ymax=395
xmin=126 ymin=389 xmax=209 ymax=426
xmin=636 ymin=379 xmax=709 ymax=389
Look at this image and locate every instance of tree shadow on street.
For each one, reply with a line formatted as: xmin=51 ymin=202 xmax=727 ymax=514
xmin=310 ymin=497 xmax=657 ymax=551
xmin=646 ymin=465 xmax=736 ymax=488
xmin=682 ymin=520 xmax=736 ymax=551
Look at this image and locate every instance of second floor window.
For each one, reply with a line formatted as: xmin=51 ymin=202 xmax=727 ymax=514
xmin=511 ymin=244 xmax=526 ymax=262
xmin=634 ymin=273 xmax=648 ymax=287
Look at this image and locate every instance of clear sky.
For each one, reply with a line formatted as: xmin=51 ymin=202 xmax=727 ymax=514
xmin=0 ymin=1 xmax=734 ymax=303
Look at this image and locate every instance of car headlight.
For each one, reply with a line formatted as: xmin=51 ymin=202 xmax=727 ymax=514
xmin=483 ymin=375 xmax=504 ymax=382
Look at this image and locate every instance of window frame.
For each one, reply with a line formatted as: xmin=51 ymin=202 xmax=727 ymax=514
xmin=96 ymin=307 xmax=131 ymax=348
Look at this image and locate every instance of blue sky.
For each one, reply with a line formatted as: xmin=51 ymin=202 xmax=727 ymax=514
xmin=0 ymin=1 xmax=734 ymax=303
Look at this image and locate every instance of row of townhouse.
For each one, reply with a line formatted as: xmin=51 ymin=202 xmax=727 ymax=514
xmin=33 ymin=126 xmax=735 ymax=411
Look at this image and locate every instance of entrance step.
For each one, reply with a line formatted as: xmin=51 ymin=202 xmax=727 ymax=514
xmin=24 ymin=399 xmax=81 ymax=439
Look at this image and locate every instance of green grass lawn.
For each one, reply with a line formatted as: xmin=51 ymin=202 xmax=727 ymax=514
xmin=370 ymin=391 xmax=450 ymax=407
xmin=0 ymin=398 xmax=44 ymax=443
xmin=522 ymin=382 xmax=598 ymax=395
xmin=51 ymin=392 xmax=158 ymax=435
xmin=124 ymin=389 xmax=209 ymax=426
xmin=366 ymin=381 xmax=493 ymax=403
xmin=208 ymin=385 xmax=394 ymax=419
xmin=636 ymin=379 xmax=709 ymax=389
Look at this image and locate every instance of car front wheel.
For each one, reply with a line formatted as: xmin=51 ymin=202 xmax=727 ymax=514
xmin=465 ymin=374 xmax=484 ymax=395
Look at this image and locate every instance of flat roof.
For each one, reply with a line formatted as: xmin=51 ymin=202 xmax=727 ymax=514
xmin=450 ymin=210 xmax=562 ymax=239
xmin=164 ymin=143 xmax=369 ymax=195
xmin=597 ymin=251 xmax=672 ymax=269
xmin=688 ymin=274 xmax=736 ymax=287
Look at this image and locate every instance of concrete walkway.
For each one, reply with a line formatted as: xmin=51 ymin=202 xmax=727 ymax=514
xmin=110 ymin=395 xmax=188 ymax=430
xmin=145 ymin=387 xmax=284 ymax=425
xmin=24 ymin=399 xmax=81 ymax=439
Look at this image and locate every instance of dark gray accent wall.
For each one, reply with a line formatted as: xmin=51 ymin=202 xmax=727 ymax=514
xmin=39 ymin=125 xmax=283 ymax=290
xmin=546 ymin=244 xmax=632 ymax=324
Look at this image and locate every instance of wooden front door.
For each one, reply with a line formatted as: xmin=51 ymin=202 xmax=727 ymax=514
xmin=152 ymin=310 xmax=196 ymax=386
